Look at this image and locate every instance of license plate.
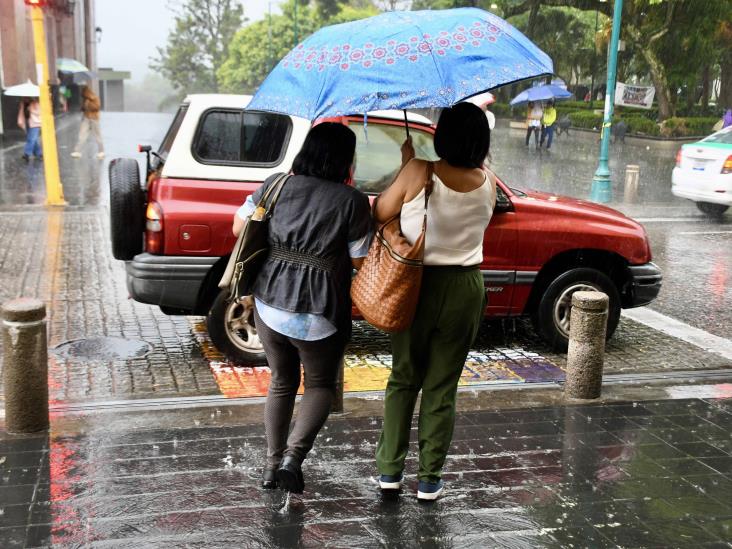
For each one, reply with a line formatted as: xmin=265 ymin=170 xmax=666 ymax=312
xmin=692 ymin=161 xmax=706 ymax=171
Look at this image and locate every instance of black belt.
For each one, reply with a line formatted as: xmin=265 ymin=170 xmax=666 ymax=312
xmin=269 ymin=245 xmax=337 ymax=272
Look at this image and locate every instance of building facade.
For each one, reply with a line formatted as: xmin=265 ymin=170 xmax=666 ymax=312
xmin=0 ymin=0 xmax=97 ymax=136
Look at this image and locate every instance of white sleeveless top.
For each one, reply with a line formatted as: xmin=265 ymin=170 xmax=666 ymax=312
xmin=401 ymin=169 xmax=494 ymax=266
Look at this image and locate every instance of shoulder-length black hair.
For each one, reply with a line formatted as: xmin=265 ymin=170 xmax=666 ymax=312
xmin=433 ymin=102 xmax=490 ymax=169
xmin=292 ymin=122 xmax=356 ymax=183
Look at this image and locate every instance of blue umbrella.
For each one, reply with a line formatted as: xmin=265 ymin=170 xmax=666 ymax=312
xmin=248 ymin=8 xmax=553 ymax=120
xmin=509 ymin=84 xmax=573 ymax=106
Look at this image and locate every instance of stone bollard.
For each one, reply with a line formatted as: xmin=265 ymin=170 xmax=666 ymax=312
xmin=564 ymin=291 xmax=608 ymax=400
xmin=2 ymin=299 xmax=49 ymax=433
xmin=624 ymin=164 xmax=640 ymax=202
xmin=332 ymin=358 xmax=345 ymax=414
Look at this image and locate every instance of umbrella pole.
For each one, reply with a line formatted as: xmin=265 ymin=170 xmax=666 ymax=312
xmin=403 ymin=109 xmax=410 ymax=140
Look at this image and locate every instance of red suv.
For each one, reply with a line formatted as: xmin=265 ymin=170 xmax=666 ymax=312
xmin=109 ymin=94 xmax=661 ymax=364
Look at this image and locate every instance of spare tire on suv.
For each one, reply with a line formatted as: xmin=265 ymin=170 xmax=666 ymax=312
xmin=109 ymin=158 xmax=145 ymax=260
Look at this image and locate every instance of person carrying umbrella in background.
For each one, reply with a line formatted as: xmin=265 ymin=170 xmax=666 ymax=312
xmin=71 ymin=85 xmax=104 ymax=159
xmin=525 ymin=100 xmax=543 ymax=148
xmin=17 ymin=97 xmax=42 ymax=162
xmin=540 ymin=99 xmax=557 ymax=150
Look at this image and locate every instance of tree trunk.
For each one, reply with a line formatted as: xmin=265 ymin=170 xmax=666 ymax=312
xmin=720 ymin=49 xmax=732 ymax=109
xmin=526 ymin=0 xmax=542 ymax=39
xmin=701 ymin=65 xmax=710 ymax=110
xmin=639 ymin=46 xmax=673 ymax=120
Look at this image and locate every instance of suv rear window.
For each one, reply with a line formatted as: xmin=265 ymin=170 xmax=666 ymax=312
xmin=193 ymin=109 xmax=291 ymax=166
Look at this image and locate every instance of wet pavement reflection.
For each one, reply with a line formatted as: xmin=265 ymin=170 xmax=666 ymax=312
xmin=0 ymin=112 xmax=172 ymax=208
xmin=1 ymin=396 xmax=731 ymax=547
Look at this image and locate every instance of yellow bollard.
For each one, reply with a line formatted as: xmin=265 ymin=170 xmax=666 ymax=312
xmin=29 ymin=3 xmax=66 ymax=206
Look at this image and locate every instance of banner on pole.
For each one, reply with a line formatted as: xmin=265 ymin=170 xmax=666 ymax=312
xmin=615 ymin=82 xmax=655 ymax=109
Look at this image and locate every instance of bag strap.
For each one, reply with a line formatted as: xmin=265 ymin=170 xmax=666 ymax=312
xmin=256 ymin=172 xmax=289 ymax=210
xmin=422 ymin=162 xmax=435 ymax=230
xmin=264 ymin=173 xmax=291 ymax=217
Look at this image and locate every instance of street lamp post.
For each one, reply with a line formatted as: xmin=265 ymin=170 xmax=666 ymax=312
xmin=26 ymin=0 xmax=65 ymax=206
xmin=590 ymin=0 xmax=623 ymax=204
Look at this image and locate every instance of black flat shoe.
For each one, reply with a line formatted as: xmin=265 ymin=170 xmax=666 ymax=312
xmin=262 ymin=467 xmax=278 ymax=489
xmin=276 ymin=456 xmax=304 ymax=494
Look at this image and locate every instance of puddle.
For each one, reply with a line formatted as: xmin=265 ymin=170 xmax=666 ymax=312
xmin=53 ymin=337 xmax=152 ymax=360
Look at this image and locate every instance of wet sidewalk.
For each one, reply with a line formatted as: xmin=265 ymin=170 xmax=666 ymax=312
xmin=1 ymin=391 xmax=732 ymax=547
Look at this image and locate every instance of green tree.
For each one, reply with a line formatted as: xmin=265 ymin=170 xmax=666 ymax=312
xmin=218 ymin=1 xmax=378 ymax=94
xmin=151 ymin=0 xmax=245 ymax=94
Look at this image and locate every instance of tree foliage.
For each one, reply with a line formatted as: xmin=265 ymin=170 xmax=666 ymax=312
xmin=151 ymin=0 xmax=245 ymax=94
xmin=218 ymin=1 xmax=378 ymax=94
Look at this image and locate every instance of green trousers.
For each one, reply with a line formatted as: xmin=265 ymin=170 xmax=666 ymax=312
xmin=375 ymin=266 xmax=485 ymax=482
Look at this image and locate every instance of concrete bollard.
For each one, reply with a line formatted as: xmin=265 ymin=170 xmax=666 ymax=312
xmin=2 ymin=298 xmax=49 ymax=433
xmin=624 ymin=164 xmax=640 ymax=202
xmin=564 ymin=291 xmax=608 ymax=400
xmin=332 ymin=358 xmax=345 ymax=414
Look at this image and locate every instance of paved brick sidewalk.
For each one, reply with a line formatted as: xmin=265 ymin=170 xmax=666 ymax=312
xmin=1 ymin=209 xmax=730 ymax=403
xmin=1 ymin=396 xmax=732 ymax=547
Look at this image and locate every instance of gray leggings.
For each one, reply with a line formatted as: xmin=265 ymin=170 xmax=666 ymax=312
xmin=254 ymin=307 xmax=347 ymax=467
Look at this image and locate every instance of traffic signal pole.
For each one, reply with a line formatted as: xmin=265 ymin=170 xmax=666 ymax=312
xmin=590 ymin=0 xmax=623 ymax=204
xmin=29 ymin=3 xmax=66 ymax=206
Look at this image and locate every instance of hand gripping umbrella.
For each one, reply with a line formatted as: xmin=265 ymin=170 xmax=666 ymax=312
xmin=248 ymin=7 xmax=553 ymax=131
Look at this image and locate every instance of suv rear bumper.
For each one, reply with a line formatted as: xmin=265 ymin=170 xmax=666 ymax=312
xmin=126 ymin=253 xmax=218 ymax=313
xmin=626 ymin=262 xmax=662 ymax=308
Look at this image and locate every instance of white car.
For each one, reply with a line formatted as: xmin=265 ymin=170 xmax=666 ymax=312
xmin=672 ymin=126 xmax=732 ymax=217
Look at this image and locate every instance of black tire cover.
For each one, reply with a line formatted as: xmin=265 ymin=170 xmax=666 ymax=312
xmin=109 ymin=158 xmax=144 ymax=260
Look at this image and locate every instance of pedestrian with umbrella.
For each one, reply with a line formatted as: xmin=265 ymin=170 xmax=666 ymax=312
xmin=540 ymin=99 xmax=557 ymax=149
xmin=511 ymin=83 xmax=572 ymax=149
xmin=70 ymin=85 xmax=104 ymax=159
xmin=246 ymin=7 xmax=552 ymax=498
xmin=4 ymin=81 xmax=43 ymax=162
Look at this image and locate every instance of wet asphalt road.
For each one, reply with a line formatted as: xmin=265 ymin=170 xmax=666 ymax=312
xmin=1 ymin=112 xmax=730 ymax=341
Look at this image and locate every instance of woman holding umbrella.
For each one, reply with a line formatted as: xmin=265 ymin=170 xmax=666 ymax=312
xmin=17 ymin=97 xmax=42 ymax=162
xmin=374 ymin=102 xmax=496 ymax=501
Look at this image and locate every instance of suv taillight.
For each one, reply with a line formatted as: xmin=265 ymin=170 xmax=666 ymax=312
xmin=675 ymin=148 xmax=682 ymax=167
xmin=145 ymin=201 xmax=164 ymax=254
xmin=722 ymin=155 xmax=732 ymax=175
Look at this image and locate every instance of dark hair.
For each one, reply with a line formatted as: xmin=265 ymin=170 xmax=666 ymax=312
xmin=292 ymin=122 xmax=356 ymax=183
xmin=433 ymin=102 xmax=490 ymax=168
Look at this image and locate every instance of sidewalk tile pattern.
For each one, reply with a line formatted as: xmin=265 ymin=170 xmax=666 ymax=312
xmin=1 ymin=397 xmax=732 ymax=547
xmin=1 ymin=210 xmax=730 ymax=403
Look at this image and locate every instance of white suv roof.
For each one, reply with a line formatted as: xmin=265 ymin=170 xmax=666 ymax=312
xmin=163 ymin=94 xmax=432 ymax=181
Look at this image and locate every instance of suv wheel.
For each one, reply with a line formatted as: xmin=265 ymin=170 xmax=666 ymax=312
xmin=207 ymin=291 xmax=267 ymax=365
xmin=109 ymin=158 xmax=144 ymax=260
xmin=696 ymin=202 xmax=729 ymax=218
xmin=533 ymin=267 xmax=621 ymax=352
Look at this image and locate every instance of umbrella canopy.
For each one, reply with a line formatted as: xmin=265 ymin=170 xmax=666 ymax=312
xmin=3 ymin=80 xmax=40 ymax=97
xmin=509 ymin=84 xmax=572 ymax=106
xmin=248 ymin=8 xmax=553 ymax=119
xmin=56 ymin=58 xmax=90 ymax=73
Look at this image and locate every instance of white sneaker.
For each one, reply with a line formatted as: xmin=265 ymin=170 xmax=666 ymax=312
xmin=70 ymin=152 xmax=82 ymax=158
xmin=417 ymin=479 xmax=444 ymax=501
xmin=97 ymin=152 xmax=105 ymax=159
xmin=378 ymin=473 xmax=403 ymax=490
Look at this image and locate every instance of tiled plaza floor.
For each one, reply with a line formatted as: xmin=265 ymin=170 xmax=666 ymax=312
xmin=0 ymin=209 xmax=730 ymax=403
xmin=1 ymin=396 xmax=732 ymax=547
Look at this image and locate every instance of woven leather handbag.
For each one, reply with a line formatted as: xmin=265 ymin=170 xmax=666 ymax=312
xmin=218 ymin=173 xmax=290 ymax=299
xmin=351 ymin=163 xmax=434 ymax=333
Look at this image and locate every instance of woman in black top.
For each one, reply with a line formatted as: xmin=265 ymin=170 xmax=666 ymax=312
xmin=233 ymin=123 xmax=371 ymax=493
